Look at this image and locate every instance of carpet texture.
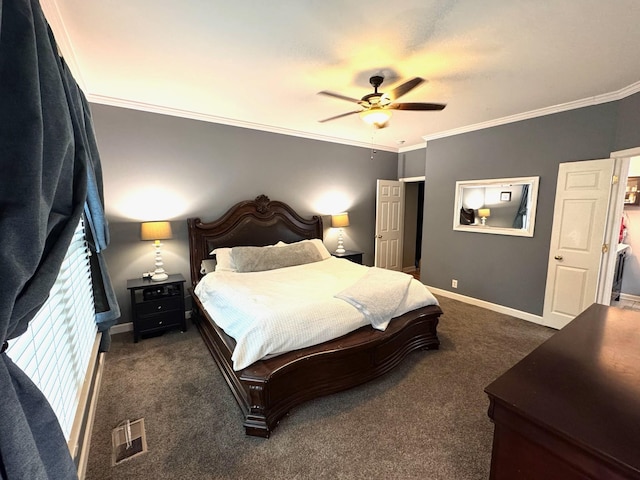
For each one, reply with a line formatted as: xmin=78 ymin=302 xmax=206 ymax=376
xmin=85 ymin=296 xmax=554 ymax=479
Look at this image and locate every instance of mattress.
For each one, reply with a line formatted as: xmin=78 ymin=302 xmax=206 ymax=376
xmin=194 ymin=257 xmax=438 ymax=370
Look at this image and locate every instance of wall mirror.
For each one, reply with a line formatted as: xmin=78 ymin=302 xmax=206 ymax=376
xmin=453 ymin=176 xmax=540 ymax=237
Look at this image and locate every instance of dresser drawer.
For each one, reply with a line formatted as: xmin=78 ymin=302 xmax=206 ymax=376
xmin=136 ymin=310 xmax=183 ymax=332
xmin=136 ymin=297 xmax=182 ymax=317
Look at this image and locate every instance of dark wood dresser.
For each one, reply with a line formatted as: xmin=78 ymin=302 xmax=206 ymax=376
xmin=485 ymin=303 xmax=640 ymax=480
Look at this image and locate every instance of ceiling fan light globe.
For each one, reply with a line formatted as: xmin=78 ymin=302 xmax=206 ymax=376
xmin=360 ymin=108 xmax=392 ymax=126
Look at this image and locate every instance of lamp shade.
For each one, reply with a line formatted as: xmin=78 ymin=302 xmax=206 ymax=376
xmin=141 ymin=221 xmax=173 ymax=241
xmin=331 ymin=212 xmax=350 ymax=228
xmin=478 ymin=208 xmax=491 ymax=218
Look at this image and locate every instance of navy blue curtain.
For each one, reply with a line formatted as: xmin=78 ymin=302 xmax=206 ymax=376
xmin=513 ymin=184 xmax=530 ymax=229
xmin=73 ymin=78 xmax=121 ymax=350
xmin=0 ymin=0 xmax=118 ymax=477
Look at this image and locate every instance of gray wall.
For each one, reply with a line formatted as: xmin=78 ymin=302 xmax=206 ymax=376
xmin=94 ymin=91 xmax=640 ymax=324
xmin=398 ymin=148 xmax=426 ymax=178
xmin=421 ymin=102 xmax=621 ymax=315
xmin=91 ymin=104 xmax=398 ymax=324
xmin=615 ymin=92 xmax=640 ymax=151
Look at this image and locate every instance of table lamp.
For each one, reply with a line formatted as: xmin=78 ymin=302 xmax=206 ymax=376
xmin=140 ymin=221 xmax=173 ymax=281
xmin=331 ymin=212 xmax=350 ymax=254
xmin=478 ymin=208 xmax=491 ymax=226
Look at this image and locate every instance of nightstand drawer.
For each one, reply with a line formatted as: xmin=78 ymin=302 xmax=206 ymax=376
xmin=136 ymin=311 xmax=183 ymax=332
xmin=136 ymin=297 xmax=182 ymax=317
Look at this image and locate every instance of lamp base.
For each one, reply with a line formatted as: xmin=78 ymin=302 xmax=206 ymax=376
xmin=151 ymin=272 xmax=168 ymax=282
xmin=151 ymin=242 xmax=168 ymax=281
xmin=335 ymin=229 xmax=346 ymax=254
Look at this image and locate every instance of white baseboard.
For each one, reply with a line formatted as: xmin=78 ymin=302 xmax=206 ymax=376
xmin=426 ymin=286 xmax=545 ymax=326
xmin=110 ymin=322 xmax=133 ymax=334
xmin=619 ymin=293 xmax=640 ymax=302
xmin=402 ymin=266 xmax=417 ymax=273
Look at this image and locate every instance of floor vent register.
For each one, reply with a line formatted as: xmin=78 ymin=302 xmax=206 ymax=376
xmin=111 ymin=418 xmax=148 ymax=466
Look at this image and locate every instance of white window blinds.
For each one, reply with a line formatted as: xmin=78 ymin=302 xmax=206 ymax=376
xmin=7 ymin=217 xmax=98 ymax=439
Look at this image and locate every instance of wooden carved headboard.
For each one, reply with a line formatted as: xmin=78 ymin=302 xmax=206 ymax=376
xmin=187 ymin=195 xmax=323 ymax=286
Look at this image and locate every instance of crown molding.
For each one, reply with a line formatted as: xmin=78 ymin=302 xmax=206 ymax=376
xmin=398 ymin=142 xmax=427 ymax=153
xmin=423 ymin=81 xmax=640 ymax=142
xmin=87 ymin=94 xmax=397 ymax=153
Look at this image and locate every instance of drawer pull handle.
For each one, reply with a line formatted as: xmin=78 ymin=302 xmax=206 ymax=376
xmin=158 ymin=321 xmax=163 ymax=325
xmin=157 ymin=305 xmax=163 ymax=310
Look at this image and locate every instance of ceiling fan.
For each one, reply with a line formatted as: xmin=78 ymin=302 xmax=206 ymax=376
xmin=318 ymin=76 xmax=446 ymax=129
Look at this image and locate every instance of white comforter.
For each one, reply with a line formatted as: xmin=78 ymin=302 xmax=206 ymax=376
xmin=194 ymin=257 xmax=438 ymax=370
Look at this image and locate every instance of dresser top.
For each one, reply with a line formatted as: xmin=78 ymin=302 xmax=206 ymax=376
xmin=485 ymin=303 xmax=640 ymax=474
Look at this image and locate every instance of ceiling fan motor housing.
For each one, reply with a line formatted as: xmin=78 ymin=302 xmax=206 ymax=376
xmin=369 ymin=75 xmax=384 ymax=90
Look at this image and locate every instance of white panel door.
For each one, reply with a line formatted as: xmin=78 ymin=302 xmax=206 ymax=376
xmin=375 ymin=179 xmax=405 ymax=270
xmin=542 ymin=159 xmax=614 ymax=329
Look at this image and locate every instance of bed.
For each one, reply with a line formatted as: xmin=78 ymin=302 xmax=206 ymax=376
xmin=188 ymin=194 xmax=442 ymax=437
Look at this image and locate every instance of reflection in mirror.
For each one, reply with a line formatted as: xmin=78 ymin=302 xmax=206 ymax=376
xmin=453 ymin=176 xmax=539 ymax=237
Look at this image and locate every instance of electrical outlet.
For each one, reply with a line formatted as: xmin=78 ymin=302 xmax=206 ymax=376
xmin=451 ymin=279 xmax=458 ymax=288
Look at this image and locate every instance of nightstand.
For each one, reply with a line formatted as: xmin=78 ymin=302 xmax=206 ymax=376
xmin=332 ymin=250 xmax=363 ymax=264
xmin=126 ymin=273 xmax=187 ymax=342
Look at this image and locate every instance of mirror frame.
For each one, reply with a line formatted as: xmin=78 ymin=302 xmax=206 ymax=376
xmin=453 ymin=176 xmax=540 ymax=237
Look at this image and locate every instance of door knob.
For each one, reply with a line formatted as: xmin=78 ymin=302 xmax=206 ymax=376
xmin=554 ymin=255 xmax=563 ymax=260
xmin=375 ymin=234 xmax=382 ymax=239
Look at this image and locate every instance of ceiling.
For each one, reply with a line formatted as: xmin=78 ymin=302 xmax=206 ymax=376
xmin=42 ymin=1 xmax=640 ymax=152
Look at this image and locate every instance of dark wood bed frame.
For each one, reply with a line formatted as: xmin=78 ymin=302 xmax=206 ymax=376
xmin=188 ymin=195 xmax=442 ymax=437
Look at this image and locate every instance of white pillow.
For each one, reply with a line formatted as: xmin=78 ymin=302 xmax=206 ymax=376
xmin=211 ymin=247 xmax=236 ymax=272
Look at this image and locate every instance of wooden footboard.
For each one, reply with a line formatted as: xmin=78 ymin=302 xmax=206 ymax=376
xmin=192 ymin=291 xmax=441 ymax=437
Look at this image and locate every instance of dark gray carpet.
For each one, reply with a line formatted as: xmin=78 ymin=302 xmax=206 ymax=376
xmin=85 ymin=296 xmax=554 ymax=479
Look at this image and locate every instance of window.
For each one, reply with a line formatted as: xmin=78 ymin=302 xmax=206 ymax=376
xmin=7 ymin=217 xmax=97 ymax=439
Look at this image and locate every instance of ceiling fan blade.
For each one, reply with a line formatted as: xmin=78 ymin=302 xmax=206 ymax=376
xmin=389 ymin=102 xmax=446 ymax=111
xmin=387 ymin=77 xmax=425 ymax=101
xmin=317 ymin=91 xmax=361 ymax=103
xmin=318 ymin=110 xmax=361 ymax=123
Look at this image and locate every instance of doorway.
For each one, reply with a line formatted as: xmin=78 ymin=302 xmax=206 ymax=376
xmin=374 ymin=177 xmax=424 ymax=276
xmin=596 ymin=148 xmax=640 ymax=305
xmin=542 ymin=146 xmax=640 ymax=327
xmin=607 ymin=152 xmax=640 ymax=309
xmin=542 ymin=158 xmax=615 ymax=329
xmin=402 ymin=178 xmax=424 ymax=279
